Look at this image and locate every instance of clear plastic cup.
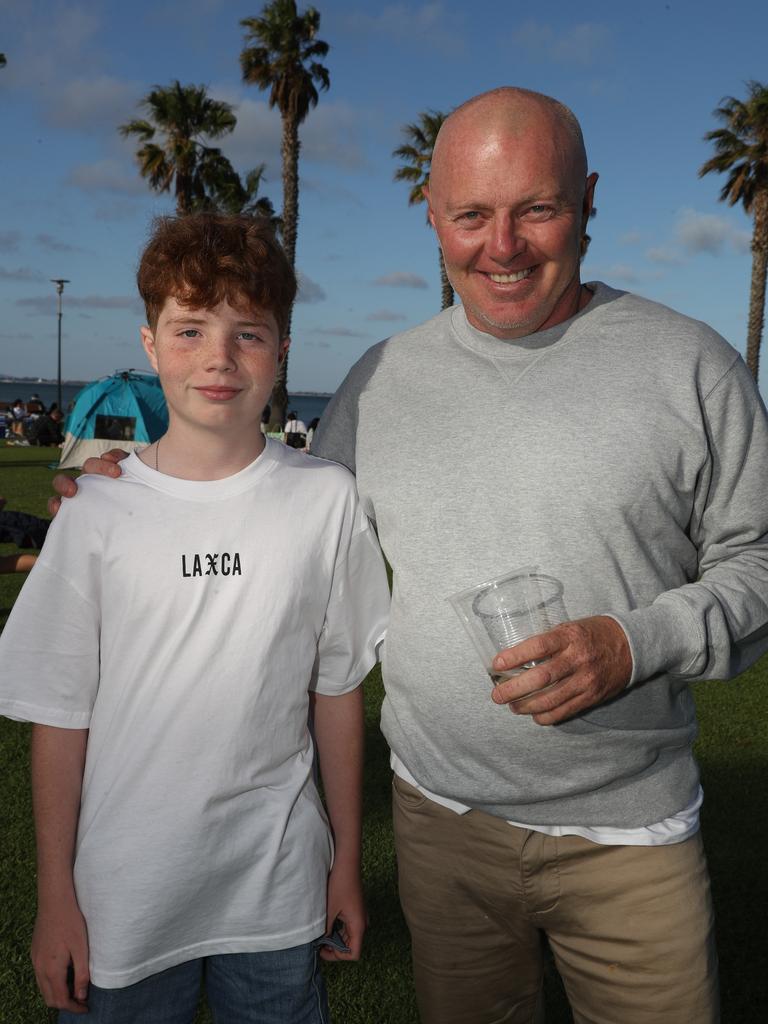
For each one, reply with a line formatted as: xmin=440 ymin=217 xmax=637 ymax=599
xmin=448 ymin=566 xmax=568 ymax=684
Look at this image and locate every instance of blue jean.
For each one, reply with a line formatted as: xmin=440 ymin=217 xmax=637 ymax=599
xmin=58 ymin=943 xmax=330 ymax=1024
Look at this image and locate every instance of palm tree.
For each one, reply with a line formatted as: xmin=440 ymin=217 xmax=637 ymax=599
xmin=393 ymin=110 xmax=454 ymax=310
xmin=119 ymin=81 xmax=241 ymax=215
xmin=240 ymin=0 xmax=330 ymax=427
xmin=209 ymin=164 xmax=280 ymax=224
xmin=700 ymin=81 xmax=768 ymax=381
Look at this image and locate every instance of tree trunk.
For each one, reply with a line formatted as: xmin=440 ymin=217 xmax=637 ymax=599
xmin=439 ymin=248 xmax=454 ymax=309
xmin=269 ymin=115 xmax=300 ymax=430
xmin=745 ymin=189 xmax=768 ymax=383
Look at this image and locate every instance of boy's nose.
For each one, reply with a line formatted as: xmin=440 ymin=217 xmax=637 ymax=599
xmin=205 ymin=338 xmax=238 ymax=370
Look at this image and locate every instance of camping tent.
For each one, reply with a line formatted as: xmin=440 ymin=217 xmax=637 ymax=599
xmin=59 ymin=370 xmax=167 ymax=469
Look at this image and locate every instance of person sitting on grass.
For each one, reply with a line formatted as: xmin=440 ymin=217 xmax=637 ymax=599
xmin=0 ymin=551 xmax=37 ymax=573
xmin=0 ymin=213 xmax=389 ymax=1024
xmin=0 ymin=496 xmax=50 ymax=549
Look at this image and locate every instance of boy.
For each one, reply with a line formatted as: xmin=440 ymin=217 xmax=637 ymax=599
xmin=0 ymin=214 xmax=389 ymax=1023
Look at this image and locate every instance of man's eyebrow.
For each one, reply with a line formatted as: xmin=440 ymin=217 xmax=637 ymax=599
xmin=445 ymin=191 xmax=572 ymax=211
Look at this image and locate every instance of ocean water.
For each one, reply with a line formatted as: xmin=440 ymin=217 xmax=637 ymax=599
xmin=0 ymin=380 xmax=331 ymax=426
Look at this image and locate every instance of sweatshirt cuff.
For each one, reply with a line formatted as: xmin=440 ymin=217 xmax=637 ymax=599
xmin=606 ymin=599 xmax=703 ymax=685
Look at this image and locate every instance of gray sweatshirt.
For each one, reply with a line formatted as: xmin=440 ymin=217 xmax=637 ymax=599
xmin=313 ymin=283 xmax=768 ymax=826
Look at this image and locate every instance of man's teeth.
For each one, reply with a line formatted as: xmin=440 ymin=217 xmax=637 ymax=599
xmin=488 ymin=268 xmax=534 ymax=283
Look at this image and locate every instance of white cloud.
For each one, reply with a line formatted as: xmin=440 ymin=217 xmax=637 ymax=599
xmin=296 ymin=272 xmax=326 ymax=304
xmin=45 ymin=75 xmax=138 ymax=132
xmin=646 ymin=246 xmax=682 ymax=266
xmin=675 ymin=209 xmax=751 ymax=256
xmin=512 ymin=20 xmax=612 ymax=67
xmin=223 ymin=95 xmax=365 ymax=173
xmin=593 ymin=264 xmax=641 ymax=285
xmin=344 ymin=4 xmax=464 ymax=56
xmin=0 ymin=266 xmax=46 ymax=282
xmin=17 ymin=294 xmax=142 ymax=315
xmin=619 ymin=231 xmax=643 ymax=246
xmin=0 ymin=231 xmax=22 ymax=250
xmin=366 ymin=309 xmax=407 ymax=322
xmin=373 ymin=271 xmax=429 ymax=289
xmin=36 ymin=233 xmax=83 ymax=253
xmin=67 ymin=159 xmax=147 ymax=196
xmin=313 ymin=327 xmax=368 ymax=339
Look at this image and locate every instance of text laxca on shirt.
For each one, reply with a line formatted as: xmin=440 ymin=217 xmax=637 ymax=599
xmin=181 ymin=552 xmax=242 ymax=578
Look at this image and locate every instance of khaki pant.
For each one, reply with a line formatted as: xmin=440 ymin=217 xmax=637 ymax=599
xmin=392 ymin=775 xmax=719 ymax=1024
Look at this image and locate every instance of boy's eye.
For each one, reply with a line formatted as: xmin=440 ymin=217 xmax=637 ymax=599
xmin=179 ymin=329 xmax=201 ymax=338
xmin=238 ymin=332 xmax=259 ymax=342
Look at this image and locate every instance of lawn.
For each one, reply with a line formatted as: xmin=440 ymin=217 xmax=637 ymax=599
xmin=1 ymin=443 xmax=766 ymax=1022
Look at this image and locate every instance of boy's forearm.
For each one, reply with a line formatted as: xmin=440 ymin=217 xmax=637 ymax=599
xmin=312 ymin=687 xmax=364 ymax=864
xmin=31 ymin=725 xmax=88 ymax=898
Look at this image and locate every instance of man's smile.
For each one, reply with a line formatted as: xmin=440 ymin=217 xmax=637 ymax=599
xmin=485 ymin=267 xmax=536 ymax=285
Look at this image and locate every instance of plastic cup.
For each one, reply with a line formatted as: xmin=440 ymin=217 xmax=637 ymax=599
xmin=448 ymin=566 xmax=568 ymax=684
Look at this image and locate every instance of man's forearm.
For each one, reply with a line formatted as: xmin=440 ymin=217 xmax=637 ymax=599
xmin=312 ymin=688 xmax=363 ymax=865
xmin=31 ymin=725 xmax=88 ymax=898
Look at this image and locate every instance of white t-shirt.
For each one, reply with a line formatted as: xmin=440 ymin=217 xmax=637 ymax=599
xmin=0 ymin=441 xmax=389 ymax=988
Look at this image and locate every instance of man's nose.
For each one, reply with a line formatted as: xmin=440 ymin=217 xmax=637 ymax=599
xmin=486 ymin=213 xmax=526 ymax=264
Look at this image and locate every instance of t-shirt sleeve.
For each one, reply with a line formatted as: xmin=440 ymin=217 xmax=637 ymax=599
xmin=0 ymin=504 xmax=101 ymax=728
xmin=312 ymin=498 xmax=389 ymax=696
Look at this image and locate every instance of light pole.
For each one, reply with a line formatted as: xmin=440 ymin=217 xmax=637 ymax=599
xmin=51 ymin=279 xmax=70 ymax=412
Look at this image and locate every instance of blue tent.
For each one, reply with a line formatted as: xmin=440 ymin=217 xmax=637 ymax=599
xmin=59 ymin=370 xmax=167 ymax=469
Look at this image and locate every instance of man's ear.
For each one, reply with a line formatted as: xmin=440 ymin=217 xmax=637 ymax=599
xmin=278 ymin=337 xmax=291 ymax=364
xmin=140 ymin=326 xmax=158 ymax=372
xmin=422 ymin=184 xmax=437 ymax=230
xmin=582 ymin=172 xmax=599 ymax=231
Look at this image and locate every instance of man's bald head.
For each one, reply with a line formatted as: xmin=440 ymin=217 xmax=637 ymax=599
xmin=423 ymin=86 xmax=598 ymax=339
xmin=431 ymin=87 xmax=588 ymax=196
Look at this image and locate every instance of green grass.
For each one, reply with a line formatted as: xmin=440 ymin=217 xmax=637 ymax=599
xmin=1 ymin=442 xmax=766 ymax=1022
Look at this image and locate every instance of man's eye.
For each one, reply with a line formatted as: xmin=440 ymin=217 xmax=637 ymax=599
xmin=527 ymin=205 xmax=555 ymax=219
xmin=180 ymin=329 xmax=201 ymax=338
xmin=457 ymin=211 xmax=481 ymax=223
xmin=237 ymin=332 xmax=261 ymax=343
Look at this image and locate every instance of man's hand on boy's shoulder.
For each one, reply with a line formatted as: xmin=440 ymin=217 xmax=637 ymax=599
xmin=320 ymin=864 xmax=367 ymax=962
xmin=48 ymin=449 xmax=130 ymax=517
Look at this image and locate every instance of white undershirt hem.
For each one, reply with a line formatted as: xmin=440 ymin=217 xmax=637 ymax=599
xmin=391 ymin=753 xmax=701 ymax=847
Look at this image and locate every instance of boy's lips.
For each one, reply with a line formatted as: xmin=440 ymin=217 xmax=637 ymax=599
xmin=194 ymin=386 xmax=242 ymax=400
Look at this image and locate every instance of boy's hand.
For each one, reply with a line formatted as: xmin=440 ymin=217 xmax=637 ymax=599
xmin=320 ymin=862 xmax=367 ymax=962
xmin=31 ymin=897 xmax=90 ymax=1013
xmin=48 ymin=449 xmax=130 ymax=517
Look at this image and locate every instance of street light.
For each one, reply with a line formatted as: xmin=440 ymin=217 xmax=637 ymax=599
xmin=51 ymin=279 xmax=70 ymax=412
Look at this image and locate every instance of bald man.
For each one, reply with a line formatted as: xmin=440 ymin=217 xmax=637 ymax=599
xmin=312 ymin=88 xmax=768 ymax=1022
xmin=55 ymin=88 xmax=768 ymax=1022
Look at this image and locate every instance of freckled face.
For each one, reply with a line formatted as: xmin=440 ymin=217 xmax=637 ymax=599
xmin=426 ymin=124 xmax=597 ymax=339
xmin=140 ymin=298 xmax=288 ymax=436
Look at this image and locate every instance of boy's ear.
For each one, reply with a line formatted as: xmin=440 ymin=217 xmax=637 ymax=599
xmin=140 ymin=326 xmax=159 ymax=372
xmin=278 ymin=337 xmax=291 ymax=364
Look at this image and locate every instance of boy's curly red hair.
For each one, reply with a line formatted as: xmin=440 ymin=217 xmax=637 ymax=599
xmin=138 ymin=214 xmax=297 ymax=336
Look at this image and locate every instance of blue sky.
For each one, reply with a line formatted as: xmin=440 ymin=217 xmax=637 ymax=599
xmin=2 ymin=0 xmax=767 ymax=396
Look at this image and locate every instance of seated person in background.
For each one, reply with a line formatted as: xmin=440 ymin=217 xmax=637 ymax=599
xmin=0 ymin=212 xmax=389 ymax=1023
xmin=283 ymin=410 xmax=307 ymax=448
xmin=28 ymin=409 xmax=64 ymax=448
xmin=10 ymin=399 xmax=26 ymax=437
